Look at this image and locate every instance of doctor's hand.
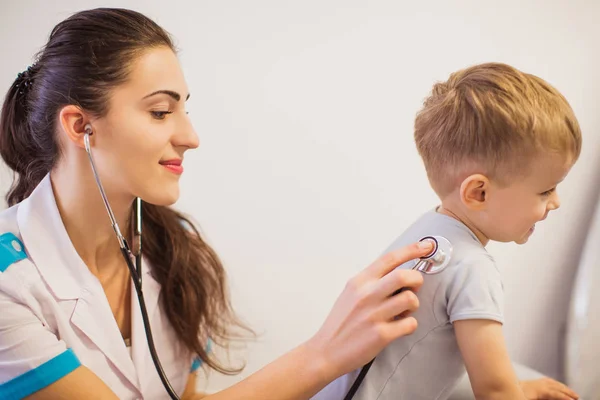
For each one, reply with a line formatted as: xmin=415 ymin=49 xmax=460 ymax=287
xmin=306 ymin=241 xmax=430 ymax=381
xmin=205 ymin=241 xmax=430 ymax=400
xmin=520 ymin=378 xmax=579 ymax=400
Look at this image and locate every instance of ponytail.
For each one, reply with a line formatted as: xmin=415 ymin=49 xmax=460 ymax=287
xmin=0 ymin=64 xmax=56 ymax=206
xmin=142 ymin=204 xmax=250 ymax=374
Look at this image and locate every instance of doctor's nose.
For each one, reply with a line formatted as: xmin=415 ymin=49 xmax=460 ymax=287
xmin=174 ymin=117 xmax=200 ymax=150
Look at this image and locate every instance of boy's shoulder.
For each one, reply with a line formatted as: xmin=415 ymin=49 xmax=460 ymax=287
xmin=385 ymin=209 xmax=504 ymax=324
xmin=384 ymin=208 xmax=494 ymax=269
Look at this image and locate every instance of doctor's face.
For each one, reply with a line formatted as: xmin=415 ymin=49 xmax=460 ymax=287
xmin=88 ymin=46 xmax=199 ymax=206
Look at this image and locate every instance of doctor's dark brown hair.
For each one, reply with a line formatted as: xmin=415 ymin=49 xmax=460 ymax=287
xmin=0 ymin=8 xmax=248 ymax=375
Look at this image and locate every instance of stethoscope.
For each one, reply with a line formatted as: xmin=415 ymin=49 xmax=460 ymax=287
xmin=83 ymin=124 xmax=180 ymax=399
xmin=343 ymin=235 xmax=453 ymax=400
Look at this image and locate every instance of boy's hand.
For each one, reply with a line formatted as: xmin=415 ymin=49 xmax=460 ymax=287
xmin=520 ymin=378 xmax=579 ymax=399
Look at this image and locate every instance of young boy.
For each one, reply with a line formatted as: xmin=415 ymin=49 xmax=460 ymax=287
xmin=313 ymin=63 xmax=581 ymax=400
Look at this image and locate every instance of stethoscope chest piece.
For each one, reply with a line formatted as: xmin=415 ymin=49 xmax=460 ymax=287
xmin=412 ymin=235 xmax=453 ymax=274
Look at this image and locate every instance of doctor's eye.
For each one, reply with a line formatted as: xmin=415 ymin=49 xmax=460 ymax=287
xmin=150 ymin=111 xmax=173 ymax=120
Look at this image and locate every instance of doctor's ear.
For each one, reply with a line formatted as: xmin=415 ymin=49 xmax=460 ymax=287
xmin=459 ymin=174 xmax=490 ymax=210
xmin=58 ymin=105 xmax=94 ymax=148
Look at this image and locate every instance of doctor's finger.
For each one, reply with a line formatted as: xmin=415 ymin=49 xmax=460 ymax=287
xmin=376 ymin=268 xmax=424 ymax=299
xmin=379 ymin=289 xmax=420 ymax=321
xmin=381 ymin=315 xmax=419 ymax=341
xmin=364 ymin=241 xmax=433 ymax=279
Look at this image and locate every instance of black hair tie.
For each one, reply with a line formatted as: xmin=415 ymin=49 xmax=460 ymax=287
xmin=15 ymin=65 xmax=36 ymax=96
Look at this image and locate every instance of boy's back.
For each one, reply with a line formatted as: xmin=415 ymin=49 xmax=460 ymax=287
xmin=312 ymin=209 xmax=503 ymax=400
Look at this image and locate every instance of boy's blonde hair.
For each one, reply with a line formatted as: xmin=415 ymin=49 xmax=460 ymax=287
xmin=414 ymin=62 xmax=582 ymax=197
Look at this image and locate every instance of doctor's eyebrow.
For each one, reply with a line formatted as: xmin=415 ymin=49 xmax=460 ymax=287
xmin=143 ymin=90 xmax=190 ymax=102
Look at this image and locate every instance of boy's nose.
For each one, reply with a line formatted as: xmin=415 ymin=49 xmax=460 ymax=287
xmin=548 ymin=192 xmax=561 ymax=211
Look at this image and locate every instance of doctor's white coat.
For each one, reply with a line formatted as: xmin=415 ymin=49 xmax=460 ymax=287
xmin=0 ymin=175 xmax=204 ymax=399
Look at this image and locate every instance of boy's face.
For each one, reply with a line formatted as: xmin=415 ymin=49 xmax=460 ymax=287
xmin=482 ymin=153 xmax=573 ymax=244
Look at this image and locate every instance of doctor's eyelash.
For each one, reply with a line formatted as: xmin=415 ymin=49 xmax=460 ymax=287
xmin=150 ymin=111 xmax=173 ymax=119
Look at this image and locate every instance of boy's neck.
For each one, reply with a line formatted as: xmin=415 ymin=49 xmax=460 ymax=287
xmin=437 ymin=203 xmax=490 ymax=246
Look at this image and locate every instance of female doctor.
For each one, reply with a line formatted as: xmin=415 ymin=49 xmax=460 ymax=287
xmin=0 ymin=8 xmax=431 ymax=400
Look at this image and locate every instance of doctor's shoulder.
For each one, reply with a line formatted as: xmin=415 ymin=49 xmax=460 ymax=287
xmin=0 ymin=204 xmax=28 ymax=279
xmin=0 ymin=203 xmax=44 ymax=304
xmin=0 ymin=203 xmax=122 ymax=400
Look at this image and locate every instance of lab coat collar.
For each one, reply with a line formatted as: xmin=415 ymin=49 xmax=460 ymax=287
xmin=16 ymin=174 xmax=160 ymax=395
xmin=17 ymin=174 xmax=85 ymax=300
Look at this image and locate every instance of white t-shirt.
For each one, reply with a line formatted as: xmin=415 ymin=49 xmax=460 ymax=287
xmin=312 ymin=209 xmax=505 ymax=400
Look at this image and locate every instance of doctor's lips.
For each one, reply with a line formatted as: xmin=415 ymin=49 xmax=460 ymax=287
xmin=159 ymin=159 xmax=183 ymax=175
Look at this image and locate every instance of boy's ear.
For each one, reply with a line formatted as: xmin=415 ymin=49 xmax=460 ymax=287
xmin=459 ymin=174 xmax=490 ymax=210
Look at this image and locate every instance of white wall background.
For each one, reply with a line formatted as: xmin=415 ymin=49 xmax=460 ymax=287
xmin=1 ymin=0 xmax=599 ymax=394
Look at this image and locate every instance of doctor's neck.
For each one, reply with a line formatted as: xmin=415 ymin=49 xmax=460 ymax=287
xmin=50 ymin=164 xmax=134 ymax=277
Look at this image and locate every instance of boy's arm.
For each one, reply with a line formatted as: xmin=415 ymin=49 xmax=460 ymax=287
xmin=454 ymin=319 xmax=526 ymax=400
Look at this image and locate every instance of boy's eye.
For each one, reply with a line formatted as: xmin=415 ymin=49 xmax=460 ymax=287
xmin=150 ymin=111 xmax=173 ymax=120
xmin=541 ymin=188 xmax=555 ymax=197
